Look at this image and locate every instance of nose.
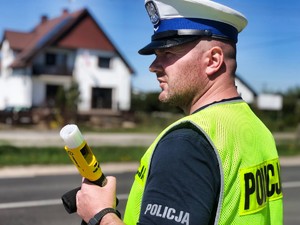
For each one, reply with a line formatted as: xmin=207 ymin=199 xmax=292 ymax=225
xmin=149 ymin=57 xmax=162 ymax=73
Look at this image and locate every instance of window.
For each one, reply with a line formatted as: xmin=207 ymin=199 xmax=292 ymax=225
xmin=46 ymin=84 xmax=61 ymax=107
xmin=91 ymin=88 xmax=112 ymax=109
xmin=98 ymin=56 xmax=111 ymax=69
xmin=45 ymin=53 xmax=56 ymax=65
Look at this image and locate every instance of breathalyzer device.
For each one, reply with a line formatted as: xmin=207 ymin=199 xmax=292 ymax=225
xmin=60 ymin=124 xmax=107 ymax=214
xmin=60 ymin=124 xmax=107 ymax=186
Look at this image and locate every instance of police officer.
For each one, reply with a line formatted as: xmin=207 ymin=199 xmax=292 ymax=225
xmin=76 ymin=0 xmax=283 ymax=224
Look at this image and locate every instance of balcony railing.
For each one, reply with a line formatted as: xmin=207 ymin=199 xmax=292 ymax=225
xmin=32 ymin=64 xmax=73 ymax=76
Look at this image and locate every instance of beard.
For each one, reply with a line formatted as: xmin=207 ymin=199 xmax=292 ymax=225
xmin=158 ymin=84 xmax=196 ymax=110
xmin=157 ymin=58 xmax=202 ymax=111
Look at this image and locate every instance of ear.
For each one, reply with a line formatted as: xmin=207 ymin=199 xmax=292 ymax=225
xmin=205 ymin=47 xmax=224 ymax=76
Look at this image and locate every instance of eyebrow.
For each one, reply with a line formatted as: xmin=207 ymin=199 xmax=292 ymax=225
xmin=155 ymin=44 xmax=188 ymax=54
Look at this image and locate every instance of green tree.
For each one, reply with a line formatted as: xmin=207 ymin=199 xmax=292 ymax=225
xmin=131 ymin=91 xmax=181 ymax=113
xmin=55 ymin=79 xmax=81 ymax=124
xmin=282 ymin=86 xmax=300 ymax=128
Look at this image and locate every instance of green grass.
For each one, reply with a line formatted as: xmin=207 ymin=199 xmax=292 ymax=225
xmin=0 ymin=142 xmax=299 ymax=167
xmin=0 ymin=145 xmax=145 ymax=167
xmin=276 ymin=141 xmax=300 ymax=156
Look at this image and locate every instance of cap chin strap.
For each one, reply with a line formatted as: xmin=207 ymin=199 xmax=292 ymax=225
xmin=151 ymin=29 xmax=235 ymax=44
xmin=151 ymin=29 xmax=212 ymax=41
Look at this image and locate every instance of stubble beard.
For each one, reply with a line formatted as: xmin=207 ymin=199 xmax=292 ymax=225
xmin=157 ymin=52 xmax=201 ymax=111
xmin=158 ymin=84 xmax=196 ymax=110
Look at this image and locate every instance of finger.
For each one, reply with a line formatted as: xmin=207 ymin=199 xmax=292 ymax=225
xmin=105 ymin=176 xmax=116 ymax=188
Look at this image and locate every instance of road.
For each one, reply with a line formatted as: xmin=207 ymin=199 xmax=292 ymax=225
xmin=0 ymin=171 xmax=135 ymax=225
xmin=281 ymin=166 xmax=300 ymax=224
xmin=0 ymin=165 xmax=299 ymax=224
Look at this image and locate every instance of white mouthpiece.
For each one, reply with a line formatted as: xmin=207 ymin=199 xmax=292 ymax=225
xmin=60 ymin=124 xmax=84 ymax=149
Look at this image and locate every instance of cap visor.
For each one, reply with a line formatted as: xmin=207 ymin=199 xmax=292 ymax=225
xmin=138 ymin=36 xmax=201 ymax=55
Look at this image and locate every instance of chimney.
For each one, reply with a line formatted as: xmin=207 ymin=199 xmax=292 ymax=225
xmin=41 ymin=15 xmax=48 ymax=24
xmin=62 ymin=9 xmax=69 ymax=16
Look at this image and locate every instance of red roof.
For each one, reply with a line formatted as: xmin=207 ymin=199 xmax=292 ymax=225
xmin=1 ymin=8 xmax=134 ymax=73
xmin=3 ymin=31 xmax=34 ymax=51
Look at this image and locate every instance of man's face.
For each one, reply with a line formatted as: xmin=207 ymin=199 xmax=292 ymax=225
xmin=149 ymin=40 xmax=209 ymax=110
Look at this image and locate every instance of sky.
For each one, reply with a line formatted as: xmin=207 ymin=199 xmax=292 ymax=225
xmin=0 ymin=0 xmax=299 ymax=94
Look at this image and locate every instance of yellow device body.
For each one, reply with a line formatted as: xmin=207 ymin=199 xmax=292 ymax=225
xmin=64 ymin=141 xmax=103 ymax=182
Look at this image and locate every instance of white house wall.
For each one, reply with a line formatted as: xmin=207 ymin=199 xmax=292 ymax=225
xmin=0 ymin=40 xmax=14 ymax=78
xmin=74 ymin=49 xmax=131 ymax=111
xmin=235 ymin=78 xmax=255 ymax=103
xmin=0 ymin=40 xmax=32 ymax=109
xmin=0 ymin=75 xmax=32 ymax=108
xmin=32 ymin=78 xmax=46 ymax=106
xmin=0 ymin=44 xmax=131 ymax=111
xmin=114 ymin=59 xmax=131 ymax=110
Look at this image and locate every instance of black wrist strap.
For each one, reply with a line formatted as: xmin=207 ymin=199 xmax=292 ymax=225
xmin=88 ymin=208 xmax=121 ymax=225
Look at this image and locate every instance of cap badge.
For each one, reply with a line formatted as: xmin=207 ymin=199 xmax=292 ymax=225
xmin=145 ymin=1 xmax=160 ymax=25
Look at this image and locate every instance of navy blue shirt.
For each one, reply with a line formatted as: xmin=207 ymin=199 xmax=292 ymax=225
xmin=138 ymin=123 xmax=220 ymax=225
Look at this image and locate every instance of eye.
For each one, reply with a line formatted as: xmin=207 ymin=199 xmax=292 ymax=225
xmin=155 ymin=49 xmax=178 ymax=60
xmin=163 ymin=50 xmax=175 ymax=58
xmin=155 ymin=50 xmax=173 ymax=58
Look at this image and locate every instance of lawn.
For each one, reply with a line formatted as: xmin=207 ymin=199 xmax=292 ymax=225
xmin=0 ymin=145 xmax=145 ymax=166
xmin=0 ymin=142 xmax=299 ymax=166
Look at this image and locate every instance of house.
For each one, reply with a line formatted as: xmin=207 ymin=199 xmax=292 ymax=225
xmin=235 ymin=75 xmax=257 ymax=104
xmin=0 ymin=8 xmax=134 ymax=116
xmin=235 ymin=75 xmax=283 ymax=111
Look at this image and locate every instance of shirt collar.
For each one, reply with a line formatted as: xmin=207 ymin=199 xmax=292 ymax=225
xmin=192 ymin=96 xmax=243 ymax=114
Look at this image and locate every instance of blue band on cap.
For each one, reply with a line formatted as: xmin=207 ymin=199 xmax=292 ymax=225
xmin=155 ymin=18 xmax=238 ymax=42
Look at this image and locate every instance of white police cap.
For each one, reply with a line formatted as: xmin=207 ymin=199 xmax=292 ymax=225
xmin=139 ymin=0 xmax=248 ymax=55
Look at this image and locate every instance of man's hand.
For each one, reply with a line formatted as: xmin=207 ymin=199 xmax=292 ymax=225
xmin=76 ymin=176 xmax=117 ymax=223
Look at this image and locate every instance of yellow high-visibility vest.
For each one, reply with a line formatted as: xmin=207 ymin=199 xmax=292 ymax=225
xmin=124 ymin=100 xmax=283 ymax=225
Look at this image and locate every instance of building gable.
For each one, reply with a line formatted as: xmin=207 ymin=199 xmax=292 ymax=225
xmin=235 ymin=75 xmax=257 ymax=104
xmin=56 ymin=14 xmax=115 ymax=51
